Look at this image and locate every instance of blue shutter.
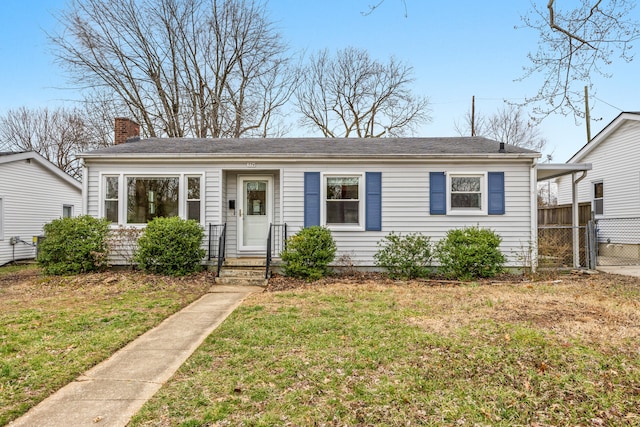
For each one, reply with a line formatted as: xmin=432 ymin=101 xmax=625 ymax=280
xmin=430 ymin=172 xmax=446 ymax=215
xmin=488 ymin=172 xmax=505 ymax=215
xmin=366 ymin=172 xmax=382 ymax=231
xmin=304 ymin=172 xmax=321 ymax=227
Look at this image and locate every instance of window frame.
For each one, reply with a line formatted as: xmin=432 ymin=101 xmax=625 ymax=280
xmin=185 ymin=175 xmax=203 ymax=222
xmin=126 ymin=175 xmax=181 ymax=224
xmin=62 ymin=204 xmax=74 ymax=218
xmin=102 ymin=175 xmax=120 ymax=224
xmin=100 ymin=172 xmax=204 ymax=226
xmin=321 ymin=172 xmax=365 ymax=231
xmin=447 ymin=172 xmax=487 ymax=215
xmin=592 ymin=180 xmax=604 ymax=217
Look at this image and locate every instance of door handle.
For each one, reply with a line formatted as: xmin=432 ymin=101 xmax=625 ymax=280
xmin=239 ymin=209 xmax=242 ymax=217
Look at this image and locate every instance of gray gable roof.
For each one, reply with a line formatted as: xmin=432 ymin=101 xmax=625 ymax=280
xmin=82 ymin=136 xmax=539 ymax=159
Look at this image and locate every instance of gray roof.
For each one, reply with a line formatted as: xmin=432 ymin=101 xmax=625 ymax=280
xmin=82 ymin=136 xmax=539 ymax=159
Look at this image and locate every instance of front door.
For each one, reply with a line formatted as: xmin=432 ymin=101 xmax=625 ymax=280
xmin=238 ymin=176 xmax=273 ymax=252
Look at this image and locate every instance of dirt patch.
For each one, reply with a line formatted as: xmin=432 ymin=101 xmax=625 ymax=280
xmin=0 ymin=269 xmax=216 ymax=302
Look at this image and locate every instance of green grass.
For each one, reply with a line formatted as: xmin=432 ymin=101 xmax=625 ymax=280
xmin=0 ymin=266 xmax=210 ymax=425
xmin=131 ymin=278 xmax=640 ymax=426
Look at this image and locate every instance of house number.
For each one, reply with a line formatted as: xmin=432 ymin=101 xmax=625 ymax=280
xmin=246 ymin=162 xmax=256 ymax=168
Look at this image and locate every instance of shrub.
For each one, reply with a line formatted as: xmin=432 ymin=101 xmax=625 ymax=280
xmin=37 ymin=215 xmax=110 ymax=275
xmin=280 ymin=226 xmax=336 ymax=281
xmin=436 ymin=226 xmax=505 ymax=280
xmin=134 ymin=217 xmax=205 ymax=276
xmin=374 ymin=232 xmax=433 ymax=279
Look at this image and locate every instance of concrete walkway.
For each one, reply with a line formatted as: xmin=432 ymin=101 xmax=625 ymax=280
xmin=598 ymin=265 xmax=640 ymax=278
xmin=10 ymin=285 xmax=263 ymax=427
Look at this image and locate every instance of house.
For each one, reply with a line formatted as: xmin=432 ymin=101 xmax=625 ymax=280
xmin=79 ymin=119 xmax=541 ymax=270
xmin=0 ymin=151 xmax=83 ymax=266
xmin=556 ymin=112 xmax=640 ymax=263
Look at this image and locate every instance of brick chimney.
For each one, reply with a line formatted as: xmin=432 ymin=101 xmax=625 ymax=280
xmin=114 ymin=117 xmax=140 ymax=145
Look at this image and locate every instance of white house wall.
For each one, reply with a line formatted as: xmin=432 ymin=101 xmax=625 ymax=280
xmin=557 ymin=120 xmax=640 ymax=218
xmin=281 ymin=161 xmax=534 ymax=267
xmin=0 ymin=159 xmax=82 ymax=265
xmin=86 ymin=158 xmax=535 ymax=268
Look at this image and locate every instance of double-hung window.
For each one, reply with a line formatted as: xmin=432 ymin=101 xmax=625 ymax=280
xmin=325 ymin=175 xmax=362 ymax=226
xmin=593 ymin=181 xmax=604 ymax=216
xmin=186 ymin=176 xmax=201 ymax=222
xmin=104 ymin=176 xmax=119 ymax=223
xmin=450 ymin=174 xmax=483 ymax=211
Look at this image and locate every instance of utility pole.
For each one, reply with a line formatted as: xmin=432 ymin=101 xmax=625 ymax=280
xmin=471 ymin=95 xmax=475 ymax=137
xmin=584 ymin=86 xmax=591 ymax=142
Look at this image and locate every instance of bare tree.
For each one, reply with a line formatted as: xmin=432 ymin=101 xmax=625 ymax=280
xmin=295 ymin=47 xmax=431 ymax=138
xmin=49 ymin=0 xmax=295 ymax=139
xmin=520 ymin=0 xmax=640 ymax=118
xmin=455 ymin=105 xmax=547 ymax=152
xmin=0 ymin=106 xmax=108 ymax=179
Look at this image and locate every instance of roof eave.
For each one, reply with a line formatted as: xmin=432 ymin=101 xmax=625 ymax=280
xmin=81 ymin=152 xmax=540 ymax=162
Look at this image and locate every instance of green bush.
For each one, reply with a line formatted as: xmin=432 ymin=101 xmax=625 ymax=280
xmin=374 ymin=232 xmax=433 ymax=279
xmin=37 ymin=215 xmax=111 ymax=275
xmin=134 ymin=217 xmax=205 ymax=276
xmin=281 ymin=226 xmax=337 ymax=281
xmin=436 ymin=226 xmax=505 ymax=280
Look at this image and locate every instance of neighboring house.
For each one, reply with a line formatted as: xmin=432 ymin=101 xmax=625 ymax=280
xmin=80 ymin=118 xmax=541 ymax=269
xmin=0 ymin=151 xmax=82 ymax=266
xmin=557 ymin=112 xmax=640 ymax=261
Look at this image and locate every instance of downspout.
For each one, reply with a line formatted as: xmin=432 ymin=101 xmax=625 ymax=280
xmin=572 ymin=170 xmax=588 ymax=268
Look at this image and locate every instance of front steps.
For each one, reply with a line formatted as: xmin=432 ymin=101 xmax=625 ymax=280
xmin=215 ymin=258 xmax=269 ymax=287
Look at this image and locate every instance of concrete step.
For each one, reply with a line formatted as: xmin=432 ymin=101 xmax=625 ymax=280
xmin=215 ymin=276 xmax=268 ymax=287
xmin=219 ymin=268 xmax=266 ymax=279
xmin=224 ymin=257 xmax=266 ymax=267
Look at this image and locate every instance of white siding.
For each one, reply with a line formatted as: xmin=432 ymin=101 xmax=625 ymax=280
xmin=85 ymin=158 xmax=535 ymax=268
xmin=557 ymin=120 xmax=640 ymax=218
xmin=281 ymin=161 xmax=534 ymax=267
xmin=0 ymin=159 xmax=82 ymax=265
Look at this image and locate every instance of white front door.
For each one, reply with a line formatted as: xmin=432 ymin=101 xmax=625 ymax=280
xmin=238 ymin=175 xmax=273 ymax=252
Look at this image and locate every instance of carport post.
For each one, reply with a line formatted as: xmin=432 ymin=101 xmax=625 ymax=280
xmin=572 ymin=171 xmax=588 ymax=268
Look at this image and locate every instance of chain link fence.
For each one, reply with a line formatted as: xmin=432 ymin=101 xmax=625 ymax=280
xmin=595 ymin=217 xmax=640 ymax=266
xmin=538 ymin=225 xmax=587 ymax=268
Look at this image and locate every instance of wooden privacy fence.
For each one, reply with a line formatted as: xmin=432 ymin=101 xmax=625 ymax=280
xmin=538 ymin=202 xmax=592 ymax=226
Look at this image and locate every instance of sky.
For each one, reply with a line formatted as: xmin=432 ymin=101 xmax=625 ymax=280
xmin=0 ymin=0 xmax=638 ymax=162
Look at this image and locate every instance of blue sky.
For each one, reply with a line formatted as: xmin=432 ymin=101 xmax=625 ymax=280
xmin=1 ymin=0 xmax=638 ymax=162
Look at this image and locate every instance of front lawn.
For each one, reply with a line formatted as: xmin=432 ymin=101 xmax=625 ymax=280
xmin=131 ymin=273 xmax=640 ymax=426
xmin=0 ymin=265 xmax=211 ymax=425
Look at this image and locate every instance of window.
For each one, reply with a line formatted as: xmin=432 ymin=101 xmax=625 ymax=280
xmin=104 ymin=176 xmax=119 ymax=223
xmin=63 ymin=205 xmax=73 ymax=218
xmin=325 ymin=175 xmax=361 ymax=225
xmin=593 ymin=181 xmax=603 ymax=216
xmin=127 ymin=177 xmax=179 ymax=223
xmin=450 ymin=175 xmax=483 ymax=210
xmin=187 ymin=176 xmax=201 ymax=222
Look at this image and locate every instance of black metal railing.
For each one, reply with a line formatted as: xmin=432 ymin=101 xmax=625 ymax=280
xmin=208 ymin=223 xmax=227 ymax=275
xmin=266 ymin=223 xmax=287 ymax=279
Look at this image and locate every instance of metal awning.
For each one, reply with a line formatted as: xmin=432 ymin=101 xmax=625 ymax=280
xmin=536 ymin=163 xmax=592 ymax=181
